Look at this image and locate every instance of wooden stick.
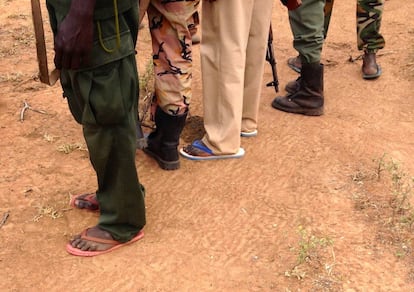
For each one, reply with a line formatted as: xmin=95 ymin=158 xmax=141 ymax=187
xmin=0 ymin=211 xmax=9 ymax=229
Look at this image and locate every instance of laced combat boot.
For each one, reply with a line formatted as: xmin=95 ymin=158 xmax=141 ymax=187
xmin=272 ymin=62 xmax=324 ymax=116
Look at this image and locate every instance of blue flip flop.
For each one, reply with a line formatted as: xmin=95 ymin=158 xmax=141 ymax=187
xmin=180 ymin=140 xmax=245 ymax=161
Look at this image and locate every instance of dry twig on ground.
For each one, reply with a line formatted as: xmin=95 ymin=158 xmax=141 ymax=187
xmin=20 ymin=100 xmax=47 ymax=121
xmin=0 ymin=211 xmax=10 ymax=229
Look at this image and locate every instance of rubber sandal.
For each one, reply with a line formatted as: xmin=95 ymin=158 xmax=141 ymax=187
xmin=180 ymin=140 xmax=245 ymax=161
xmin=363 ymin=64 xmax=382 ymax=80
xmin=66 ymin=229 xmax=144 ymax=257
xmin=69 ymin=193 xmax=99 ymax=212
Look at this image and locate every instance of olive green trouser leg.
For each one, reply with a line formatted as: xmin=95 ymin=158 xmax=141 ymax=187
xmin=84 ymin=113 xmax=146 ymax=242
xmin=288 ymin=0 xmax=325 ymax=64
xmin=62 ymin=55 xmax=146 ymax=243
xmin=49 ymin=3 xmax=146 ymax=242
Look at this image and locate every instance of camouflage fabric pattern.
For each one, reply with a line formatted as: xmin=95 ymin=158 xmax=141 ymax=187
xmin=323 ymin=0 xmax=385 ymax=52
xmin=147 ymin=0 xmax=200 ymax=116
xmin=356 ymin=0 xmax=385 ymax=52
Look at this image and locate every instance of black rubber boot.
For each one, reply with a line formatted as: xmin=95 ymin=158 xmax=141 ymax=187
xmin=143 ymin=107 xmax=188 ymax=170
xmin=272 ymin=62 xmax=324 ymax=116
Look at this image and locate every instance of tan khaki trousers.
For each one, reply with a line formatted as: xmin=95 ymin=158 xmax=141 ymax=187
xmin=201 ymin=0 xmax=274 ymax=154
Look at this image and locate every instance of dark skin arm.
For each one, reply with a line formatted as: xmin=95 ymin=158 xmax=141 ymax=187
xmin=53 ymin=0 xmax=97 ymax=70
xmin=281 ymin=0 xmax=302 ymax=10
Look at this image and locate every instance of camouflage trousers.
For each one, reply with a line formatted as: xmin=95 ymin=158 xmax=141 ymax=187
xmin=324 ymin=0 xmax=385 ymax=53
xmin=147 ymin=0 xmax=200 ymax=116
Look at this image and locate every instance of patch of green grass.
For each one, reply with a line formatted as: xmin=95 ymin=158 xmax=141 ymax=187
xmin=285 ymin=226 xmax=336 ymax=283
xmin=296 ymin=226 xmax=334 ymax=265
xmin=352 ymin=154 xmax=414 ymax=258
xmin=385 ymin=158 xmax=414 ymax=227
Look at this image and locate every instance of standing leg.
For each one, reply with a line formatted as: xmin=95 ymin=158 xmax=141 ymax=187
xmin=49 ymin=4 xmax=147 ymax=255
xmin=287 ymin=0 xmax=335 ymax=74
xmin=199 ymin=0 xmax=252 ymax=155
xmin=242 ymin=0 xmax=274 ymax=134
xmin=272 ymin=0 xmax=325 ymax=116
xmin=144 ymin=0 xmax=199 ymax=170
xmin=358 ymin=0 xmax=385 ymax=79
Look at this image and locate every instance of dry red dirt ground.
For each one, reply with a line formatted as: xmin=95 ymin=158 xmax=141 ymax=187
xmin=1 ymin=0 xmax=414 ymax=291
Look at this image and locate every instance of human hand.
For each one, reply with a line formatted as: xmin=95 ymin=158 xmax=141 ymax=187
xmin=280 ymin=0 xmax=302 ymax=10
xmin=53 ymin=0 xmax=96 ymax=70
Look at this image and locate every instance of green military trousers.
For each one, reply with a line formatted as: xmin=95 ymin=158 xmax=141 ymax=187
xmin=47 ymin=2 xmax=146 ymax=242
xmin=323 ymin=0 xmax=385 ymax=53
xmin=288 ymin=0 xmax=325 ymax=64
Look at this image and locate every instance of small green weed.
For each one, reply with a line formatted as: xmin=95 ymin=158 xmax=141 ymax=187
xmin=352 ymin=154 xmax=414 ymax=259
xmin=297 ymin=226 xmax=334 ymax=264
xmin=285 ymin=226 xmax=335 ymax=282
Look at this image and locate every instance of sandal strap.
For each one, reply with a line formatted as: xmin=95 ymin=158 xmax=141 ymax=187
xmin=191 ymin=140 xmax=213 ymax=154
xmin=80 ymin=228 xmax=120 ymax=245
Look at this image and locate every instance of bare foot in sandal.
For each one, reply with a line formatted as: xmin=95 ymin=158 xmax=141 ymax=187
xmin=66 ymin=226 xmax=144 ymax=257
xmin=70 ymin=193 xmax=99 ymax=211
xmin=69 ymin=226 xmax=114 ymax=251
